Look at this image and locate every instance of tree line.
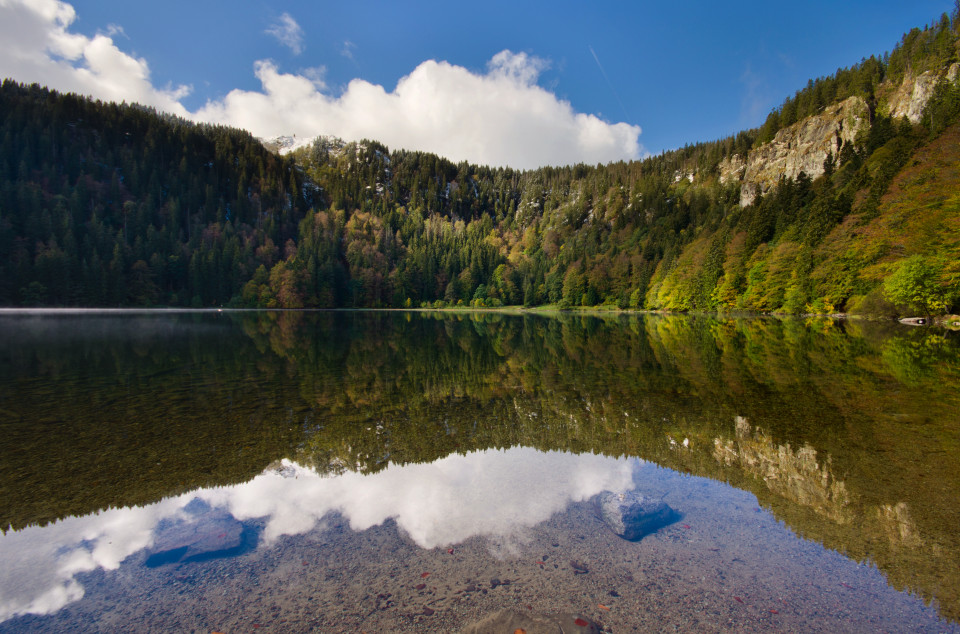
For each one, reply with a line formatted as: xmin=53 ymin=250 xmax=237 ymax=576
xmin=2 ymin=11 xmax=959 ymax=314
xmin=0 ymin=79 xmax=307 ymax=307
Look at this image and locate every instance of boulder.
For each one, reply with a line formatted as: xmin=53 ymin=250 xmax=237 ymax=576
xmin=898 ymin=317 xmax=928 ymax=326
xmin=145 ymin=499 xmax=246 ymax=567
xmin=597 ymin=490 xmax=679 ymax=541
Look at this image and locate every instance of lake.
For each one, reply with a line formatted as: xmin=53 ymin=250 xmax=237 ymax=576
xmin=0 ymin=309 xmax=958 ymax=632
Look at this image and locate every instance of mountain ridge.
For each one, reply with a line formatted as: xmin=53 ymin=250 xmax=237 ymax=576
xmin=1 ymin=12 xmax=959 ymax=316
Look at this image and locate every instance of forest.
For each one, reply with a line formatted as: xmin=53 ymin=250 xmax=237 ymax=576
xmin=2 ymin=13 xmax=959 ymax=315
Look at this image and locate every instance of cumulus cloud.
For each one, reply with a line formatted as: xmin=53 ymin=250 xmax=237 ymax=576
xmin=194 ymin=51 xmax=643 ymax=168
xmin=0 ymin=0 xmax=644 ymax=169
xmin=265 ymin=12 xmax=304 ymax=56
xmin=300 ymin=65 xmax=327 ymax=90
xmin=0 ymin=0 xmax=190 ymax=115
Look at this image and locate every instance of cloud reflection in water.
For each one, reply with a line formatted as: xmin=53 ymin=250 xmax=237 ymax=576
xmin=0 ymin=447 xmax=636 ymax=621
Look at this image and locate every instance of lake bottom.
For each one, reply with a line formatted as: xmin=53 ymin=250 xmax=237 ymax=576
xmin=3 ymin=460 xmax=952 ymax=633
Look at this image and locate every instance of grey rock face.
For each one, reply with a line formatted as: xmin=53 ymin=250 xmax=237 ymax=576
xmin=597 ymin=490 xmax=679 ymax=541
xmin=884 ymin=64 xmax=960 ymax=124
xmin=737 ymin=96 xmax=869 ymax=206
xmin=726 ymin=66 xmax=960 ymax=208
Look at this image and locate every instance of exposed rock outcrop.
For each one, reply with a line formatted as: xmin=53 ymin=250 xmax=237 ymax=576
xmin=735 ymin=96 xmax=869 ymax=206
xmin=886 ymin=70 xmax=940 ymax=123
xmin=884 ymin=62 xmax=960 ymax=123
xmin=724 ymin=64 xmax=960 ymax=207
xmin=718 ymin=154 xmax=745 ymax=185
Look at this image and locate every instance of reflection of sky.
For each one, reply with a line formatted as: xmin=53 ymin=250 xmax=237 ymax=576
xmin=0 ymin=447 xmax=636 ymax=621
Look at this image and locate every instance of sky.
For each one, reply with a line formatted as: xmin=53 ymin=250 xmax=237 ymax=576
xmin=0 ymin=0 xmax=954 ymax=169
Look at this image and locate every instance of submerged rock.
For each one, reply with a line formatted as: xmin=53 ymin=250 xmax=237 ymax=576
xmin=460 ymin=609 xmax=599 ymax=633
xmin=597 ymin=490 xmax=679 ymax=541
xmin=145 ymin=499 xmax=246 ymax=567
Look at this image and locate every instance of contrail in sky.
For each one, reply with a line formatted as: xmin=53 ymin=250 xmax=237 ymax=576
xmin=589 ymin=44 xmax=633 ymax=124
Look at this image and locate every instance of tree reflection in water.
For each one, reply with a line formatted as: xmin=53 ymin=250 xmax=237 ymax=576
xmin=0 ymin=310 xmax=958 ymax=621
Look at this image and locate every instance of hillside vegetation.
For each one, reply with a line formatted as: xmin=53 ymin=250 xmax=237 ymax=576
xmin=0 ymin=83 xmax=307 ymax=307
xmin=2 ymin=13 xmax=959 ymax=315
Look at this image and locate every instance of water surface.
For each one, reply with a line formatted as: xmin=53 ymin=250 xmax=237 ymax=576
xmin=0 ymin=310 xmax=958 ymax=632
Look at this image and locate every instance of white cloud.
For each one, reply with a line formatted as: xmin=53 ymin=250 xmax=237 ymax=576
xmin=300 ymin=65 xmax=327 ymax=90
xmin=0 ymin=0 xmax=190 ymax=115
xmin=0 ymin=0 xmax=644 ymax=169
xmin=265 ymin=12 xmax=304 ymax=56
xmin=341 ymin=40 xmax=356 ymax=60
xmin=488 ymin=49 xmax=549 ymax=84
xmin=194 ymin=51 xmax=643 ymax=168
xmin=102 ymin=24 xmax=127 ymax=39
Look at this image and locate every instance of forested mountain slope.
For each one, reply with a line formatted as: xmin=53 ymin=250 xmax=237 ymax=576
xmin=2 ymin=13 xmax=959 ymax=315
xmin=0 ymin=81 xmax=310 ymax=307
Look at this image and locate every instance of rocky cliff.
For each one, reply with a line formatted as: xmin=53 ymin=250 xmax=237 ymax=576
xmin=883 ymin=62 xmax=960 ymax=123
xmin=723 ymin=64 xmax=960 ymax=207
xmin=722 ymin=96 xmax=869 ymax=206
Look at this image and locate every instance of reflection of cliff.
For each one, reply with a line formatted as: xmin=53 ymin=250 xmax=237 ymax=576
xmin=876 ymin=502 xmax=922 ymax=550
xmin=240 ymin=311 xmax=960 ymax=622
xmin=713 ymin=417 xmax=851 ymax=524
xmin=270 ymin=311 xmax=960 ymax=623
xmin=3 ymin=310 xmax=960 ymax=622
xmin=709 ymin=414 xmax=938 ymax=596
xmin=634 ymin=317 xmax=960 ymax=622
xmin=706 ymin=413 xmax=958 ymax=621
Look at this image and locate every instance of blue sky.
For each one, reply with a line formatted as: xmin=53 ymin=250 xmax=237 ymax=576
xmin=1 ymin=0 xmax=954 ymax=168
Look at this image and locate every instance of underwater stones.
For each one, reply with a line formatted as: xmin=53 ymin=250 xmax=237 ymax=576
xmin=460 ymin=609 xmax=599 ymax=633
xmin=597 ymin=490 xmax=679 ymax=541
xmin=145 ymin=499 xmax=245 ymax=566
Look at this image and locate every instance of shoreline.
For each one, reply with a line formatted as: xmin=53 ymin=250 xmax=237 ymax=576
xmin=1 ymin=305 xmax=958 ymax=328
